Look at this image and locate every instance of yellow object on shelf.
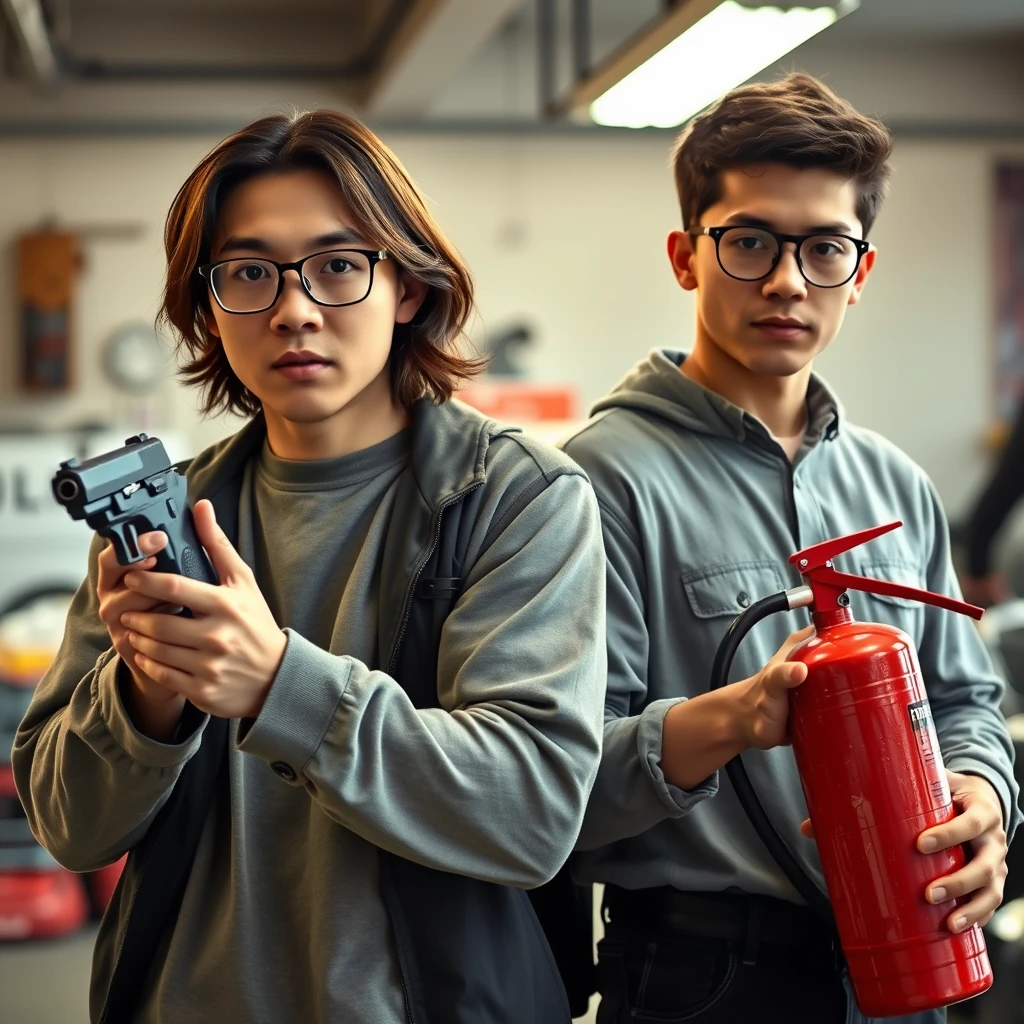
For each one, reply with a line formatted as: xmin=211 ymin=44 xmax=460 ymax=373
xmin=0 ymin=646 xmax=56 ymax=689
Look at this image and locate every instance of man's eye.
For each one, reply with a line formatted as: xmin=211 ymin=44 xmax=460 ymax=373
xmin=235 ymin=264 xmax=268 ymax=281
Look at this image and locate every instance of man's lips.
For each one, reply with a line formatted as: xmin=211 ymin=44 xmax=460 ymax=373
xmin=751 ymin=317 xmax=809 ymax=329
xmin=271 ymin=351 xmax=334 ymax=381
xmin=751 ymin=317 xmax=811 ymax=340
xmin=271 ymin=350 xmax=333 ymax=369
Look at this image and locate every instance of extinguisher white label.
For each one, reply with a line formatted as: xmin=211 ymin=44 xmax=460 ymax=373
xmin=908 ymin=700 xmax=933 ymax=731
xmin=908 ymin=699 xmax=951 ymax=807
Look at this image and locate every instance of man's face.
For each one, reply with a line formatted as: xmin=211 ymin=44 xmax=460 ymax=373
xmin=205 ymin=168 xmax=424 ymax=429
xmin=668 ymin=163 xmax=876 ymax=378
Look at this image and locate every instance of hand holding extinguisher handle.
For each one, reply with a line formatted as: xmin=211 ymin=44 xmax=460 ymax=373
xmin=710 ymin=586 xmax=838 ymax=927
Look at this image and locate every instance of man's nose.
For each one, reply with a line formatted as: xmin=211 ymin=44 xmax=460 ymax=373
xmin=270 ymin=270 xmax=324 ymax=333
xmin=762 ymin=243 xmax=807 ymax=301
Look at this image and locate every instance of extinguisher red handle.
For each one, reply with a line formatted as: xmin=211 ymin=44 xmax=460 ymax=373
xmin=791 ymin=521 xmax=904 ymax=571
xmin=791 ymin=521 xmax=984 ymax=622
xmin=810 ymin=567 xmax=984 ymax=621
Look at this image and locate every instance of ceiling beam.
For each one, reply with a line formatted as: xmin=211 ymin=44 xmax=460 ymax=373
xmin=0 ymin=0 xmax=58 ymax=89
xmin=362 ymin=0 xmax=521 ymax=117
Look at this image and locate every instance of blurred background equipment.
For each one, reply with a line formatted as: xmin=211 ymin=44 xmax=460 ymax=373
xmin=17 ymin=229 xmax=79 ymax=393
xmin=101 ymin=321 xmax=168 ymax=394
xmin=0 ymin=590 xmax=105 ymax=943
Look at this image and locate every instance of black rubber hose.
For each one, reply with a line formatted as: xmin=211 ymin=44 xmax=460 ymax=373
xmin=710 ymin=592 xmax=835 ymax=923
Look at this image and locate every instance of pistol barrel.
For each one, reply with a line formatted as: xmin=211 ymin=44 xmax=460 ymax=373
xmin=52 ymin=434 xmax=171 ymax=508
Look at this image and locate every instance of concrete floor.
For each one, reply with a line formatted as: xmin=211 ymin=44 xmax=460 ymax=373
xmin=0 ymin=925 xmax=96 ymax=1023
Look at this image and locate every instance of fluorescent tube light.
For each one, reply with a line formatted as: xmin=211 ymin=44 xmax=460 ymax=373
xmin=590 ymin=1 xmax=855 ymax=129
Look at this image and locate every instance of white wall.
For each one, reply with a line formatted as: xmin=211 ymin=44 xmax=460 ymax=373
xmin=0 ymin=129 xmax=1018 ymax=519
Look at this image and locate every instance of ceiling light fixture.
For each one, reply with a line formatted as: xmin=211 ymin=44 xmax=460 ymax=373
xmin=583 ymin=1 xmax=858 ymax=129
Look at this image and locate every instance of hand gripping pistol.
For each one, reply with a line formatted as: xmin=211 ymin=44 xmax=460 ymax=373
xmin=52 ymin=434 xmax=219 ymax=597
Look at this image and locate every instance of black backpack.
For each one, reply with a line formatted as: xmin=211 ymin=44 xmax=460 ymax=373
xmin=97 ymin=472 xmax=595 ymax=1022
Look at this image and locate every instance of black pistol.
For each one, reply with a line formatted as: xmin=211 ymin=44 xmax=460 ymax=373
xmin=52 ymin=434 xmax=219 ymax=598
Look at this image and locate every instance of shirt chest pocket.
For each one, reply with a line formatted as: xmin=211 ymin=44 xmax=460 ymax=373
xmin=681 ymin=561 xmax=788 ymax=619
xmin=854 ymin=559 xmax=927 ymax=632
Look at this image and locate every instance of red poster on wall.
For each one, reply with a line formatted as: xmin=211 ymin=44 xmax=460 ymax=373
xmin=457 ymin=382 xmax=578 ymax=423
xmin=18 ymin=231 xmax=79 ymax=393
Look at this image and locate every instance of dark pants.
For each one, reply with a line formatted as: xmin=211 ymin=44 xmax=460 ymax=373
xmin=595 ymin=887 xmax=949 ymax=1024
xmin=595 ymin=924 xmax=849 ymax=1023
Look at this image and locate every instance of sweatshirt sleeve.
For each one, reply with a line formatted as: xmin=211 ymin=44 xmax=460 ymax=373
xmin=237 ymin=469 xmax=607 ymax=888
xmin=918 ymin=479 xmax=1021 ymax=840
xmin=12 ymin=533 xmax=209 ymax=873
xmin=573 ymin=497 xmax=717 ymax=852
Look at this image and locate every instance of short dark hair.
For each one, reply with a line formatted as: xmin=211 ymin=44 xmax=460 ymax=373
xmin=671 ymin=72 xmax=893 ymax=236
xmin=160 ymin=109 xmax=484 ymax=418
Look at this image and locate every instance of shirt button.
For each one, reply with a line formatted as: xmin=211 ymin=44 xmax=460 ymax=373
xmin=737 ymin=591 xmax=751 ymax=608
xmin=271 ymin=761 xmax=296 ymax=782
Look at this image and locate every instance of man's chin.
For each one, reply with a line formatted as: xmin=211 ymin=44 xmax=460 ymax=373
xmin=266 ymin=390 xmax=361 ymax=426
xmin=743 ymin=353 xmax=812 ymax=378
xmin=731 ymin=338 xmax=821 ymax=378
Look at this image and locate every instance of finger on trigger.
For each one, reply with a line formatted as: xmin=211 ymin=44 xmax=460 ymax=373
xmin=139 ymin=531 xmax=168 ymax=555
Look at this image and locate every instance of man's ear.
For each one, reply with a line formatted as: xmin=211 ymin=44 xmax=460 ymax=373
xmin=395 ymin=271 xmax=429 ymax=325
xmin=847 ymin=246 xmax=876 ymax=307
xmin=668 ymin=230 xmax=699 ymax=292
xmin=205 ymin=308 xmax=221 ymax=339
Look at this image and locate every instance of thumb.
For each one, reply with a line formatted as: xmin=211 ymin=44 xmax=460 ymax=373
xmin=192 ymin=499 xmax=246 ymax=582
xmin=768 ymin=625 xmax=815 ymax=666
xmin=761 ymin=659 xmax=808 ymax=698
xmin=799 ymin=818 xmax=816 ymax=840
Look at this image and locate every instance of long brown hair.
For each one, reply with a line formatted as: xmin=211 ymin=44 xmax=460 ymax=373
xmin=161 ymin=109 xmax=484 ymax=418
xmin=672 ymin=72 xmax=893 ymax=236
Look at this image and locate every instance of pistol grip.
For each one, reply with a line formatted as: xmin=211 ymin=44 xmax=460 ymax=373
xmin=152 ymin=524 xmax=217 ymax=586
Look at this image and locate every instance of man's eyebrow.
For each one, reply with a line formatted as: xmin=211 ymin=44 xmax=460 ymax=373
xmin=306 ymin=228 xmax=368 ymax=249
xmin=216 ymin=228 xmax=368 ymax=256
xmin=216 ymin=235 xmax=271 ymax=255
xmin=720 ymin=213 xmax=855 ymax=234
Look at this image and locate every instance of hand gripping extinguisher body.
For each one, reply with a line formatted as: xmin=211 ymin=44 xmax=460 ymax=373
xmin=787 ymin=521 xmax=993 ymax=1016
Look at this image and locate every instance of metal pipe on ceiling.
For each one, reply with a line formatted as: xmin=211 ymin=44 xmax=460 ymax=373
xmin=0 ymin=0 xmax=59 ymax=89
xmin=537 ymin=0 xmax=556 ymax=117
xmin=571 ymin=0 xmax=591 ymax=83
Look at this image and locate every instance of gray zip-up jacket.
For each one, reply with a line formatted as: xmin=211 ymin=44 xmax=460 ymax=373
xmin=562 ymin=349 xmax=1019 ymax=1022
xmin=13 ymin=399 xmax=607 ymax=1024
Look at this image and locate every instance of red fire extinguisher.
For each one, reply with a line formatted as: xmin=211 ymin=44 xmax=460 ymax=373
xmin=712 ymin=521 xmax=994 ymax=1017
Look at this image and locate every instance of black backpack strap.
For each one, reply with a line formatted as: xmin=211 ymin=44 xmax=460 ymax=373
xmin=525 ymin=870 xmax=596 ymax=1018
xmin=99 ymin=713 xmax=228 ymax=1023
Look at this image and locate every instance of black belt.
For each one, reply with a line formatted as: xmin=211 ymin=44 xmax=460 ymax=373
xmin=604 ymin=886 xmax=834 ymax=964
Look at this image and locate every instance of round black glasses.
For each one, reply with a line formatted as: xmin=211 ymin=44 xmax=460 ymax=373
xmin=198 ymin=248 xmax=389 ymax=314
xmin=690 ymin=226 xmax=870 ymax=289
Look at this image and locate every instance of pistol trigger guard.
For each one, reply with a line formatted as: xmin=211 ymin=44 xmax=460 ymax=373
xmin=104 ymin=524 xmax=136 ymax=567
